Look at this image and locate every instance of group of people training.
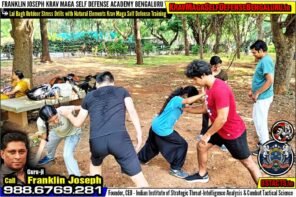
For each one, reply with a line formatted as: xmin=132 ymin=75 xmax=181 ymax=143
xmin=1 ymin=39 xmax=274 ymax=187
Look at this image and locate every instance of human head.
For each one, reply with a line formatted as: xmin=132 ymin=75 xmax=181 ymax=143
xmin=250 ymin=40 xmax=268 ymax=59
xmin=39 ymin=105 xmax=58 ymax=141
xmin=1 ymin=130 xmax=29 ymax=171
xmin=210 ymin=56 xmax=222 ymax=72
xmin=13 ymin=70 xmax=24 ymax=80
xmin=185 ymin=60 xmax=212 ymax=86
xmin=96 ymin=71 xmax=114 ymax=87
xmin=159 ymin=86 xmax=199 ymax=115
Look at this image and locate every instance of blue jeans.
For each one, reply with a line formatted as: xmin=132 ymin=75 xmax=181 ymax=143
xmin=47 ymin=130 xmax=81 ymax=176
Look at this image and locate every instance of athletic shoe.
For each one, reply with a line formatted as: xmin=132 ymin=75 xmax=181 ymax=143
xmin=220 ymin=144 xmax=228 ymax=152
xmin=38 ymin=156 xmax=54 ymax=165
xmin=185 ymin=172 xmax=209 ymax=183
xmin=169 ymin=168 xmax=189 ymax=179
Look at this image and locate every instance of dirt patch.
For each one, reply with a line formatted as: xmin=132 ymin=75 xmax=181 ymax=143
xmin=1 ymin=57 xmax=295 ymax=188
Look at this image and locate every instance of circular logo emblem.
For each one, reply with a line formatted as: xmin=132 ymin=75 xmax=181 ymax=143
xmin=271 ymin=120 xmax=294 ymax=143
xmin=258 ymin=140 xmax=294 ymax=176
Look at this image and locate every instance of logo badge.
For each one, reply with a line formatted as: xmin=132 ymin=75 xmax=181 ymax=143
xmin=271 ymin=120 xmax=294 ymax=143
xmin=258 ymin=140 xmax=294 ymax=176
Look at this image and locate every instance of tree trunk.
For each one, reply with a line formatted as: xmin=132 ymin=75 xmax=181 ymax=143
xmin=10 ymin=19 xmax=34 ymax=86
xmin=271 ymin=14 xmax=296 ymax=95
xmin=213 ymin=15 xmax=226 ymax=54
xmin=236 ymin=41 xmax=241 ymax=59
xmin=256 ymin=15 xmax=265 ymax=40
xmin=188 ymin=18 xmax=200 ymax=45
xmin=134 ymin=18 xmax=143 ymax=65
xmin=181 ymin=16 xmax=189 ymax=56
xmin=196 ymin=16 xmax=203 ymax=59
xmin=40 ymin=19 xmax=52 ymax=63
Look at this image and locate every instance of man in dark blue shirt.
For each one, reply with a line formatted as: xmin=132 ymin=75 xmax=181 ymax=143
xmin=62 ymin=71 xmax=148 ymax=187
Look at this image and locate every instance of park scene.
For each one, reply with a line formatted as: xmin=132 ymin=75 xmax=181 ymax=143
xmin=0 ymin=15 xmax=295 ymax=188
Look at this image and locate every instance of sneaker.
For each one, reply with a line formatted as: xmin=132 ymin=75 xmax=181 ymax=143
xmin=38 ymin=156 xmax=54 ymax=165
xmin=220 ymin=144 xmax=228 ymax=152
xmin=252 ymin=148 xmax=260 ymax=156
xmin=169 ymin=168 xmax=189 ymax=179
xmin=185 ymin=172 xmax=209 ymax=183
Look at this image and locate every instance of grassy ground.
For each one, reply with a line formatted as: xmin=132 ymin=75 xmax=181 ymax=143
xmin=0 ymin=52 xmax=276 ymax=68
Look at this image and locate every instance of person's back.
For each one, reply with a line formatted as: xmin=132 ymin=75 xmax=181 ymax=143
xmin=152 ymin=96 xmax=184 ymax=136
xmin=62 ymin=71 xmax=149 ymax=187
xmin=83 ymin=86 xmax=129 ymax=139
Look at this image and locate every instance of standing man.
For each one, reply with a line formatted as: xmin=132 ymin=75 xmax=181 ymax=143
xmin=249 ymin=40 xmax=274 ymax=155
xmin=184 ymin=60 xmax=261 ymax=184
xmin=61 ymin=71 xmax=149 ymax=187
xmin=0 ymin=129 xmax=29 ymax=186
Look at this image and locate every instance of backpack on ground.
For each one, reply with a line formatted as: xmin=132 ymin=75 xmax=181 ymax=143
xmin=26 ymin=84 xmax=57 ymax=101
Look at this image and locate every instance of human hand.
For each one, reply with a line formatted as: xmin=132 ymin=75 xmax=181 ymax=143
xmin=200 ymin=133 xmax=211 ymax=145
xmin=60 ymin=109 xmax=72 ymax=118
xmin=248 ymin=90 xmax=253 ymax=99
xmin=252 ymin=92 xmax=259 ymax=102
xmin=135 ymin=134 xmax=142 ymax=153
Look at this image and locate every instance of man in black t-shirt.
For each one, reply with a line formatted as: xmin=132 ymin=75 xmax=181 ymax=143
xmin=62 ymin=71 xmax=149 ymax=187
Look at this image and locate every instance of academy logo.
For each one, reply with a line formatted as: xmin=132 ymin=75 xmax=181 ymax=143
xmin=271 ymin=120 xmax=294 ymax=143
xmin=258 ymin=140 xmax=294 ymax=176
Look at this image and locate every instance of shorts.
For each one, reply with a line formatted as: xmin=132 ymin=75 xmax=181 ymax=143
xmin=208 ymin=130 xmax=250 ymax=160
xmin=89 ymin=131 xmax=141 ymax=176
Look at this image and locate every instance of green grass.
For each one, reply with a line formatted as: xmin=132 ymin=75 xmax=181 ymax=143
xmin=0 ymin=52 xmax=276 ymax=68
xmin=91 ymin=52 xmax=276 ymax=67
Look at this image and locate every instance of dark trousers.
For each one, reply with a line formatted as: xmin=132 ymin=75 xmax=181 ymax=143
xmin=138 ymin=128 xmax=188 ymax=170
xmin=201 ymin=113 xmax=209 ymax=135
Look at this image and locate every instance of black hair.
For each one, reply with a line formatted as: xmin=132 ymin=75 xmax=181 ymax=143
xmin=1 ymin=128 xmax=30 ymax=167
xmin=1 ymin=131 xmax=29 ymax=151
xmin=210 ymin=56 xmax=222 ymax=66
xmin=185 ymin=60 xmax=212 ymax=79
xmin=159 ymin=86 xmax=199 ymax=115
xmin=39 ymin=105 xmax=58 ymax=141
xmin=96 ymin=71 xmax=114 ymax=84
xmin=250 ymin=40 xmax=268 ymax=52
xmin=14 ymin=70 xmax=24 ymax=79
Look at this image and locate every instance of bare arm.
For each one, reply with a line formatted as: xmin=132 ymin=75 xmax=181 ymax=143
xmin=60 ymin=107 xmax=88 ymax=128
xmin=183 ymin=103 xmax=207 ymax=114
xmin=5 ymin=85 xmax=21 ymax=95
xmin=34 ymin=135 xmax=47 ymax=165
xmin=201 ymin=107 xmax=229 ymax=144
xmin=252 ymin=73 xmax=273 ymax=101
xmin=182 ymin=93 xmax=205 ymax=105
xmin=124 ymin=97 xmax=142 ymax=152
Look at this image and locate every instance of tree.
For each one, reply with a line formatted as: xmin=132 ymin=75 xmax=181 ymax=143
xmin=271 ymin=14 xmax=296 ymax=95
xmin=144 ymin=17 xmax=182 ymax=47
xmin=181 ymin=15 xmax=189 ymax=56
xmin=40 ymin=19 xmax=52 ymax=63
xmin=256 ymin=15 xmax=265 ymax=40
xmin=188 ymin=15 xmax=214 ymax=46
xmin=134 ymin=18 xmax=143 ymax=65
xmin=229 ymin=15 xmax=255 ymax=59
xmin=196 ymin=15 xmax=203 ymax=59
xmin=212 ymin=15 xmax=226 ymax=54
xmin=113 ymin=19 xmax=133 ymax=40
xmin=10 ymin=19 xmax=34 ymax=85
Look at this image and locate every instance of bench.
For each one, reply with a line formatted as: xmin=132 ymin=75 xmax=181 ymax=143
xmin=0 ymin=91 xmax=86 ymax=127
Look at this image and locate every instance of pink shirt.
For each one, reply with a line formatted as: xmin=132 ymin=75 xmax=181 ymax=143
xmin=206 ymin=79 xmax=246 ymax=140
